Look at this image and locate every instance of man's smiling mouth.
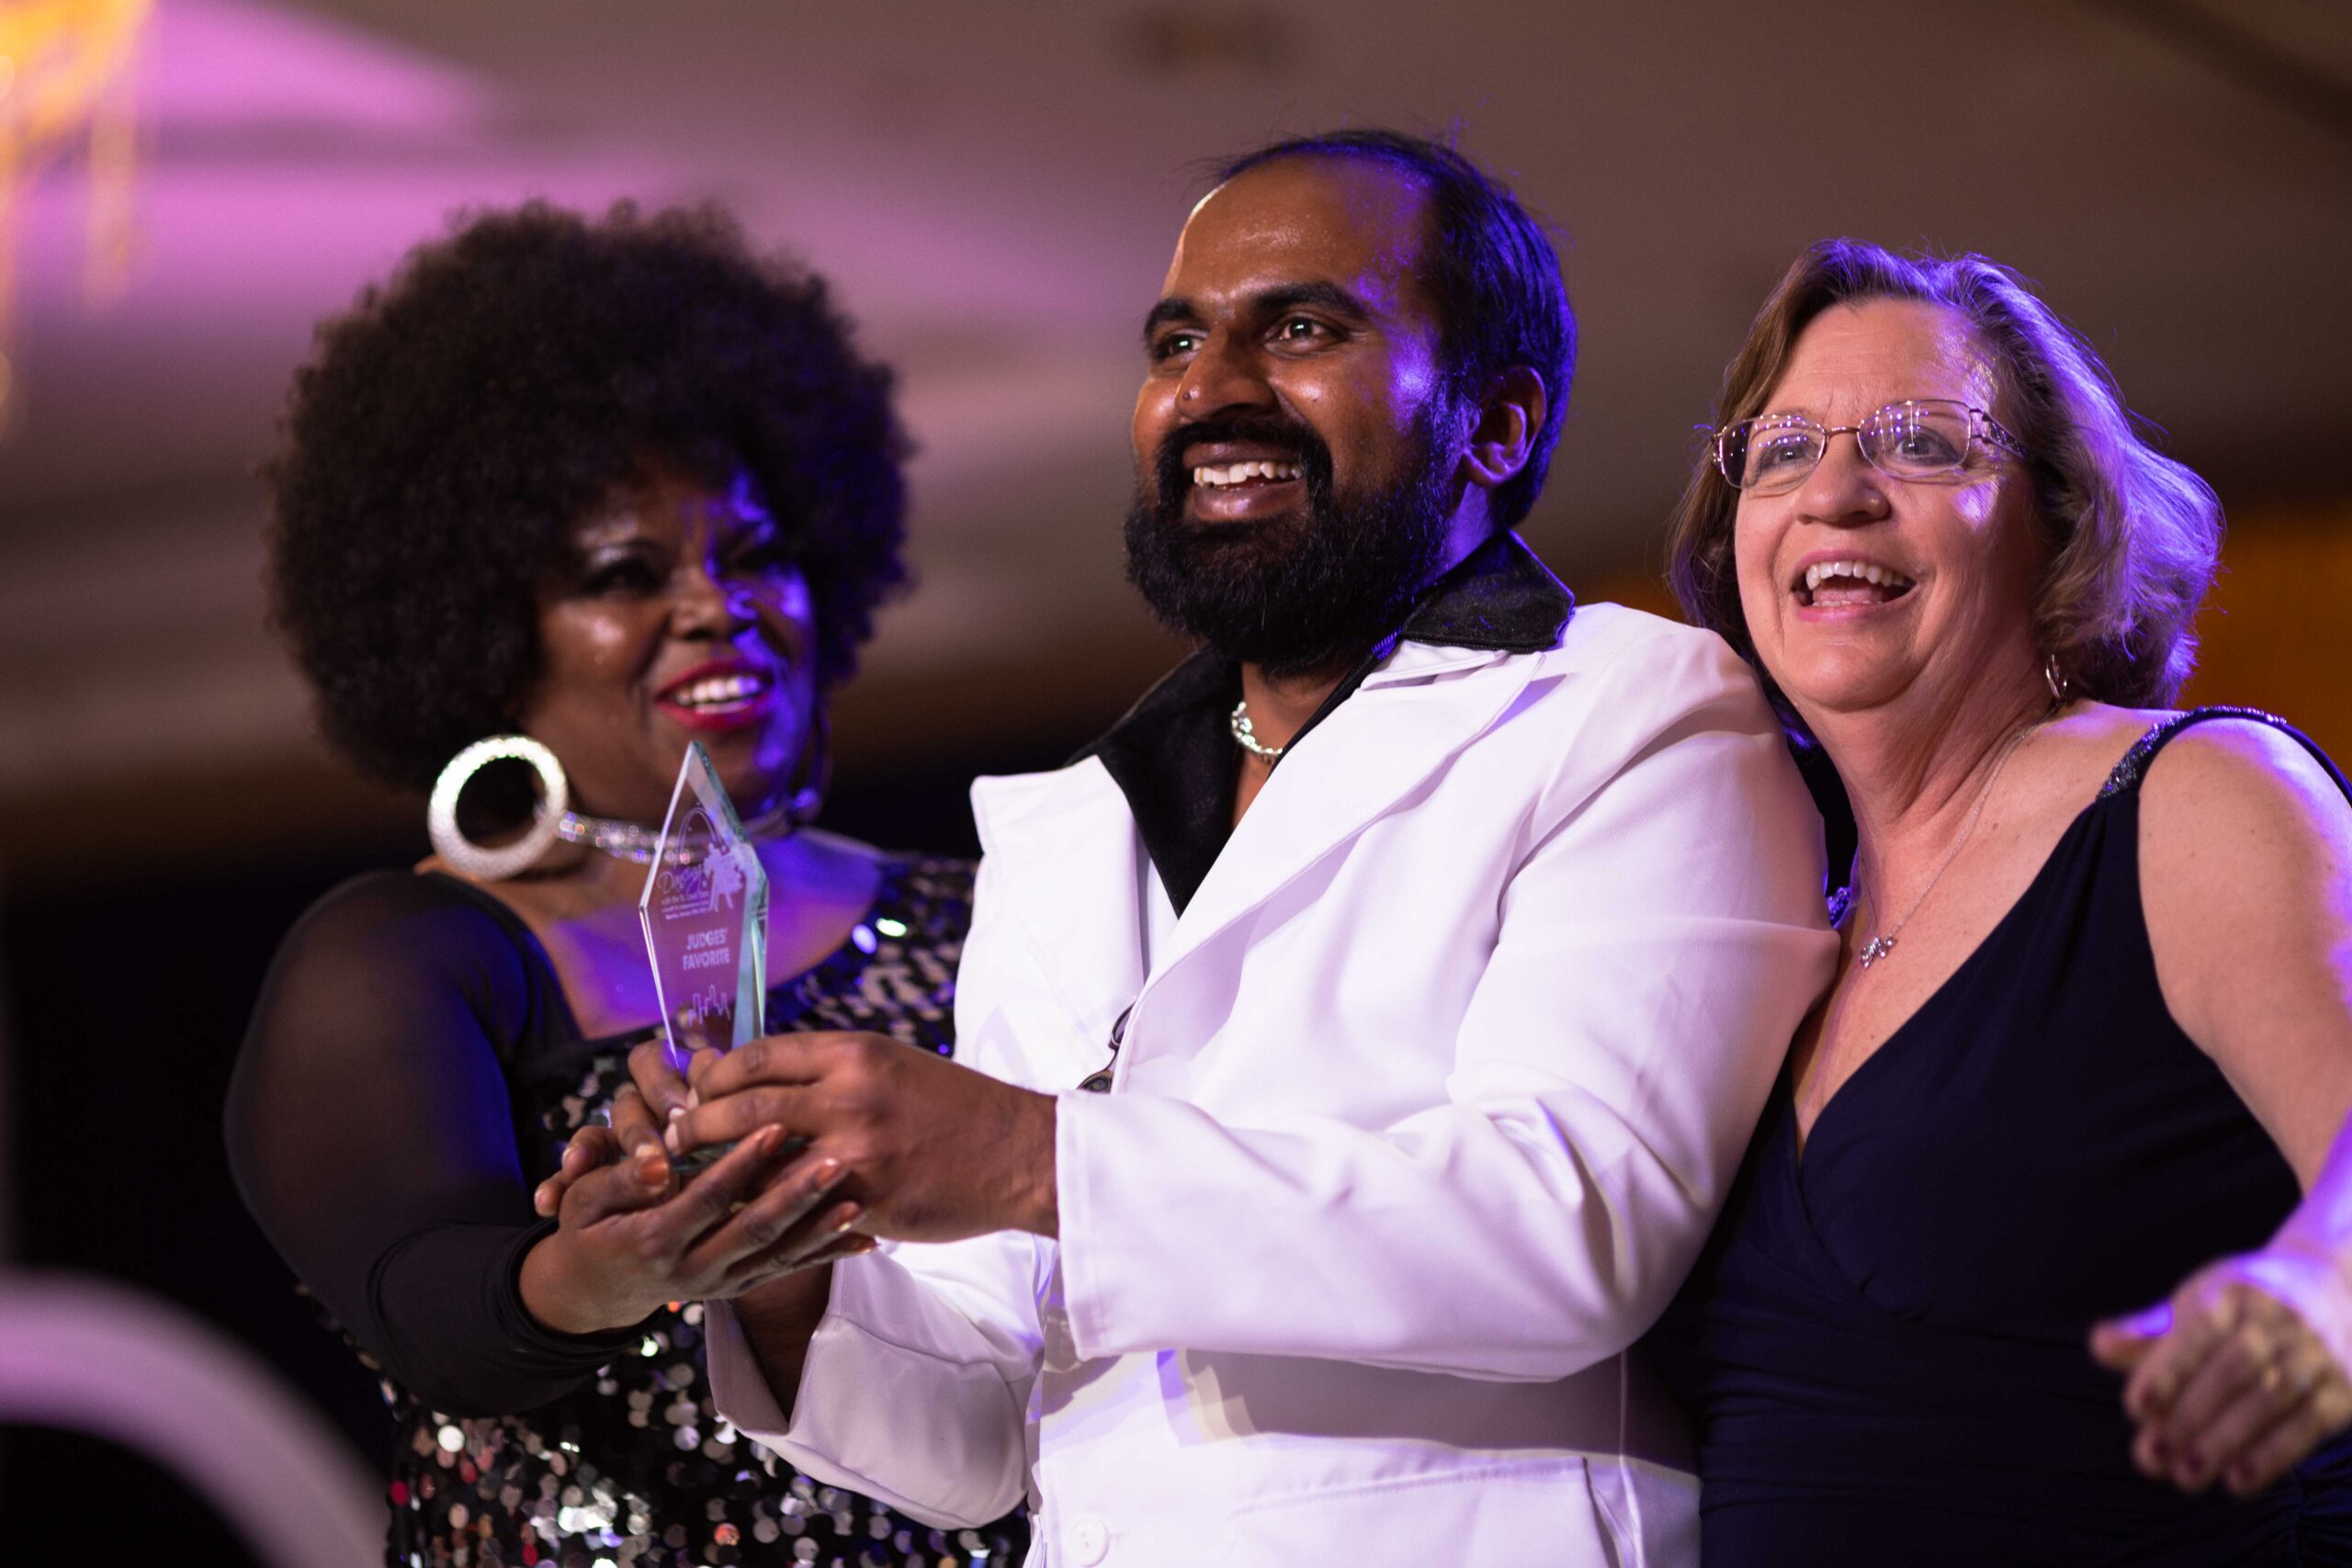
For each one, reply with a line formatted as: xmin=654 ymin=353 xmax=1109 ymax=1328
xmin=1193 ymin=460 xmax=1304 ymax=490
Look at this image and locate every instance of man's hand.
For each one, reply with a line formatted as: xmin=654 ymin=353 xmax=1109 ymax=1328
xmin=666 ymin=1031 xmax=1059 ymax=1243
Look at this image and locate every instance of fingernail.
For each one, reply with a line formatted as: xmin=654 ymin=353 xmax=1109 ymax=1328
xmin=685 ymin=1089 xmax=700 ymax=1111
xmin=833 ymin=1207 xmax=863 ymax=1234
xmin=816 ymin=1157 xmax=842 ymax=1180
xmin=667 ymin=1106 xmax=684 ymax=1122
xmin=635 ymin=1153 xmax=667 ymax=1185
xmin=663 ymin=1122 xmax=681 ymax=1154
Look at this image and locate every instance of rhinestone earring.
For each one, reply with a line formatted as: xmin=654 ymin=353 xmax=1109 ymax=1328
xmin=427 ymin=735 xmax=569 ymax=881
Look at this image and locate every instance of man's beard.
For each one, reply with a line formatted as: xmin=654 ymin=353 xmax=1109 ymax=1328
xmin=1123 ymin=406 xmax=1460 ymax=677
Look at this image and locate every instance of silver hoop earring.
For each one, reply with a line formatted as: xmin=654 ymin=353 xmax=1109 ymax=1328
xmin=2044 ymin=654 xmax=2071 ymax=705
xmin=427 ymin=736 xmax=569 ymax=882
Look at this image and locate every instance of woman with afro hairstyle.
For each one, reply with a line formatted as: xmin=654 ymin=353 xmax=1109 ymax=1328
xmin=226 ymin=202 xmax=1027 ymax=1567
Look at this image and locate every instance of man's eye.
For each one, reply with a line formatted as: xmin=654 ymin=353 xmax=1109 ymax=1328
xmin=1151 ymin=331 xmax=1203 ymax=361
xmin=1272 ymin=316 xmax=1331 ymax=345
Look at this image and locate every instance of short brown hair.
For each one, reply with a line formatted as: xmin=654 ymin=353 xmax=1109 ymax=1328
xmin=1665 ymin=239 xmax=2221 ymax=725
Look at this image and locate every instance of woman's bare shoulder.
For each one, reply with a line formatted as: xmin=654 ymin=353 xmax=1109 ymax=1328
xmin=2137 ymin=711 xmax=2347 ymax=831
xmin=2133 ymin=706 xmax=2352 ymax=1179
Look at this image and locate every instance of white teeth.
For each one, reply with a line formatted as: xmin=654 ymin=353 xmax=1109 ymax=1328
xmin=671 ymin=673 xmax=767 ymax=708
xmin=1803 ymin=559 xmax=1913 ymax=592
xmin=1192 ymin=460 xmax=1304 ymax=488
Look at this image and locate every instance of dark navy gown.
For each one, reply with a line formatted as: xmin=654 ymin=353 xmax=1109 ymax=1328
xmin=1654 ymin=709 xmax=2352 ymax=1565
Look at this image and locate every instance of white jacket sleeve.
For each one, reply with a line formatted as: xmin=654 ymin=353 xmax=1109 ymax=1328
xmin=705 ymin=1235 xmax=1042 ymax=1527
xmin=1056 ymin=629 xmax=1838 ymax=1381
xmin=707 ymin=852 xmax=1049 ymax=1527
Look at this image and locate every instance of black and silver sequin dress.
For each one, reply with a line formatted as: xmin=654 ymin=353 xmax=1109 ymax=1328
xmin=229 ymin=857 xmax=1029 ymax=1568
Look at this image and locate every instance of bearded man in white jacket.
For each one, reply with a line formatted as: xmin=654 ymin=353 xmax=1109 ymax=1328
xmin=644 ymin=130 xmax=1839 ymax=1565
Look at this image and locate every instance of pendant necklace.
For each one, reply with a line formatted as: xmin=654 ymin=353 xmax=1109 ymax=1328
xmin=1836 ymin=716 xmax=2039 ymax=971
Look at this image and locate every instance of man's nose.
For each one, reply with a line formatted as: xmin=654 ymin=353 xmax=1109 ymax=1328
xmin=1175 ymin=329 xmax=1275 ymax=419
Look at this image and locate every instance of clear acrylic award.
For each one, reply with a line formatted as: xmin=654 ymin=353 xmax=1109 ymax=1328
xmin=639 ymin=742 xmax=769 ymax=1075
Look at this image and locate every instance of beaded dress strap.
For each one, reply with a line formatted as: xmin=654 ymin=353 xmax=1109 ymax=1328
xmin=2098 ymin=705 xmax=2352 ymax=803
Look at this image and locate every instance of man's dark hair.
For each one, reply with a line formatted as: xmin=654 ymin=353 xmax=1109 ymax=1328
xmin=266 ymin=201 xmax=908 ymax=794
xmin=1216 ymin=129 xmax=1574 ymax=529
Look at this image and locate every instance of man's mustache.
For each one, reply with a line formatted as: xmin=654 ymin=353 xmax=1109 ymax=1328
xmin=1149 ymin=414 xmax=1334 ymax=512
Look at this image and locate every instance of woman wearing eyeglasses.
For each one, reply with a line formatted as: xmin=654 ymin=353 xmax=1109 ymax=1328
xmin=1648 ymin=238 xmax=2352 ymax=1562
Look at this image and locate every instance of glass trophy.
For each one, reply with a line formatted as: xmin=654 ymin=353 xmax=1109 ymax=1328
xmin=639 ymin=744 xmax=769 ymax=1166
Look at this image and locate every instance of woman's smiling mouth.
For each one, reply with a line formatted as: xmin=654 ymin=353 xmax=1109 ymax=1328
xmin=655 ymin=660 xmax=778 ymax=732
xmin=1794 ymin=557 xmax=1917 ymax=612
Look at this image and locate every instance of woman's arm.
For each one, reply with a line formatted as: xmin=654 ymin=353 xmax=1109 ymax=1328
xmin=2092 ymin=718 xmax=2352 ymax=1495
xmin=225 ymin=874 xmax=639 ymax=1415
xmin=229 ymin=876 xmax=873 ymax=1414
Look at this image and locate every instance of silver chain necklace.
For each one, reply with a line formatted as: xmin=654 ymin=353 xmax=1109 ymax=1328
xmin=1228 ymin=700 xmax=1287 ymax=763
xmin=1835 ymin=717 xmax=2040 ymax=970
xmin=552 ymin=788 xmax=818 ymax=865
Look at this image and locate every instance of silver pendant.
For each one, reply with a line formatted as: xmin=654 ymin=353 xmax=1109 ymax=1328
xmin=1857 ymin=934 xmax=1895 ymax=969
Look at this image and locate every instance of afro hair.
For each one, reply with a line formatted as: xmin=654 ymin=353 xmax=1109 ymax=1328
xmin=266 ymin=201 xmax=910 ymax=794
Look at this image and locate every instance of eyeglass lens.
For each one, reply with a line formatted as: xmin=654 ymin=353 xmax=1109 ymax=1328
xmin=1720 ymin=400 xmax=1980 ymax=493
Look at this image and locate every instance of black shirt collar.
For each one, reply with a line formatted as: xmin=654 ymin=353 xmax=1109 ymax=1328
xmin=1079 ymin=530 xmax=1573 ymax=914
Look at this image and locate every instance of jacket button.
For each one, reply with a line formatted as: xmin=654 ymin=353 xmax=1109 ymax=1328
xmin=1065 ymin=1514 xmax=1110 ymax=1564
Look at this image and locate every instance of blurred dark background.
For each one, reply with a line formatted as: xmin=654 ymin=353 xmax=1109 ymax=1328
xmin=0 ymin=0 xmax=2346 ymax=1558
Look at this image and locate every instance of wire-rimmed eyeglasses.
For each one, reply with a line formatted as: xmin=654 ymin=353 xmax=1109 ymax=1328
xmin=1709 ymin=399 xmax=2027 ymax=495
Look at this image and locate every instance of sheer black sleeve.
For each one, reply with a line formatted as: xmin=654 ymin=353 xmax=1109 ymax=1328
xmin=225 ymin=872 xmax=641 ymax=1416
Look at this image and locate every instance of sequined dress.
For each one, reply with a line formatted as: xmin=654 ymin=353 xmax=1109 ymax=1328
xmin=229 ymin=856 xmax=1029 ymax=1568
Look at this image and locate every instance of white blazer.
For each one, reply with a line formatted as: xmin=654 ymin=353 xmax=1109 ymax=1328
xmin=711 ymin=603 xmax=1839 ymax=1567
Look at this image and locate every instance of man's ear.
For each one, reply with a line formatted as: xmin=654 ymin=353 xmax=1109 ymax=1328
xmin=1461 ymin=367 xmax=1546 ymax=493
